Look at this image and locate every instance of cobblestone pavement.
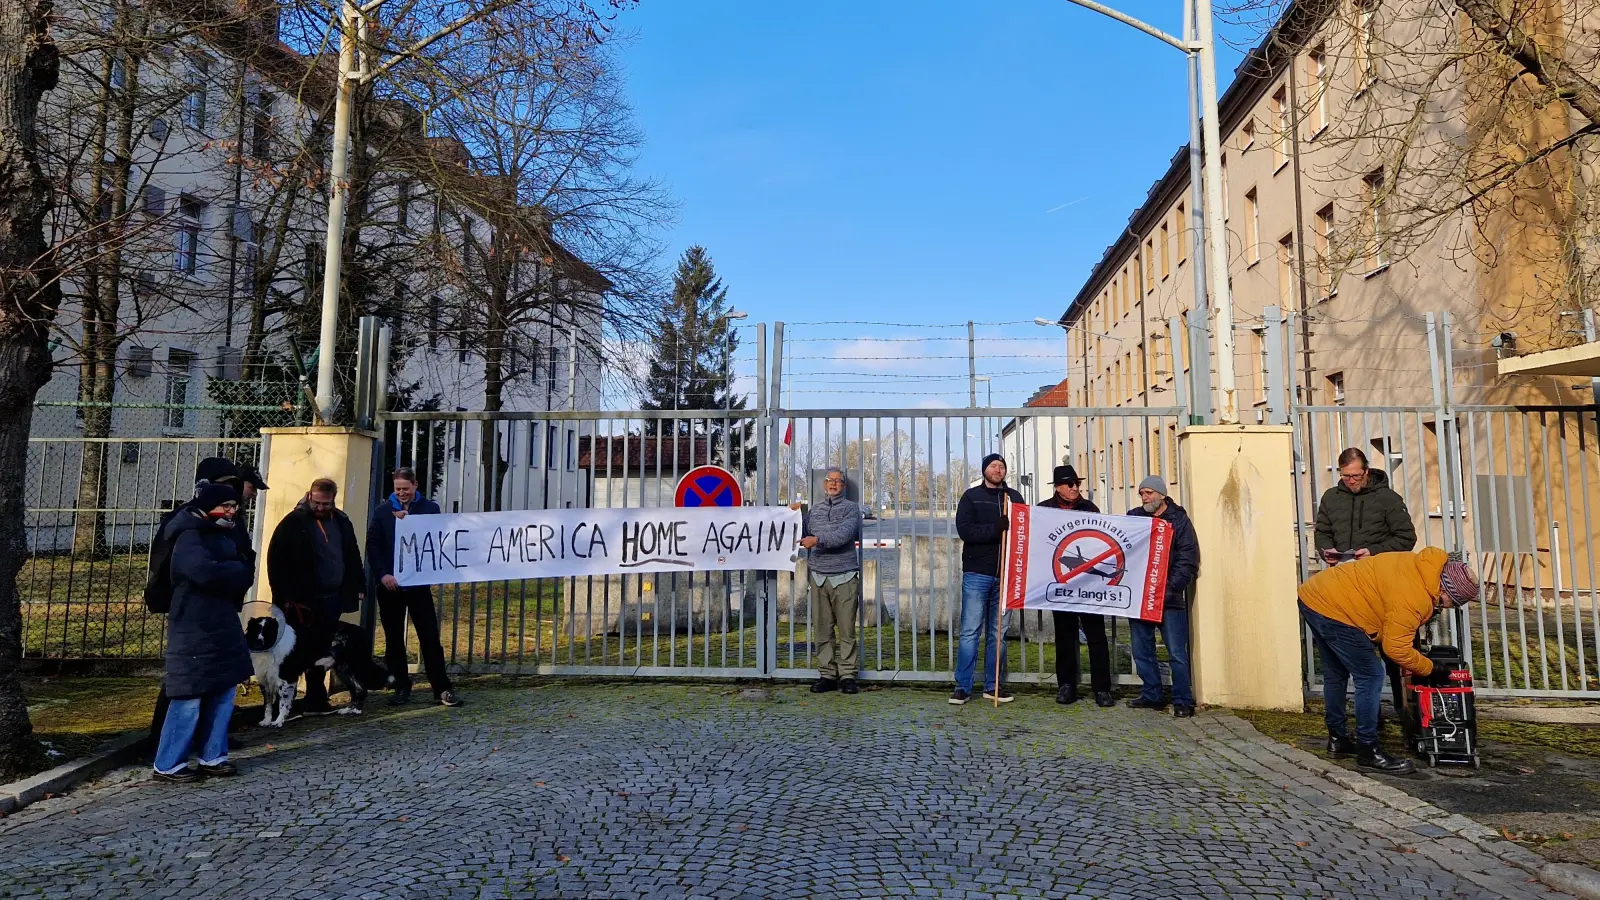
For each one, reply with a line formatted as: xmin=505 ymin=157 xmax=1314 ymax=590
xmin=0 ymin=683 xmax=1574 ymax=899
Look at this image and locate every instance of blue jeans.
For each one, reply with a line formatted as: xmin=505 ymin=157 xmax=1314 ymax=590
xmin=955 ymin=573 xmax=1007 ymax=693
xmin=1130 ymin=607 xmax=1192 ymax=706
xmin=1300 ymin=601 xmax=1385 ymax=745
xmin=153 ymin=685 xmax=236 ymax=774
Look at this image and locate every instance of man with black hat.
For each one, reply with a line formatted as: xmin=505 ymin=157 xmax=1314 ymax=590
xmin=951 ymin=453 xmax=1025 ymax=705
xmin=1038 ymin=465 xmax=1113 ymax=707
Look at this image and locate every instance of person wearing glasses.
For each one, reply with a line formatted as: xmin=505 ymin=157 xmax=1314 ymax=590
xmin=793 ymin=468 xmax=864 ymax=695
xmin=1314 ymin=447 xmax=1416 ymax=565
xmin=267 ymin=478 xmax=365 ymax=715
xmin=1037 ymin=465 xmax=1114 ymax=708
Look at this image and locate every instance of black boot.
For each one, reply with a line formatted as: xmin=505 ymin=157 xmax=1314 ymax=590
xmin=1094 ymin=691 xmax=1115 ymax=708
xmin=1055 ymin=684 xmax=1079 ymax=705
xmin=1357 ymin=743 xmax=1416 ymax=775
xmin=810 ymin=678 xmax=838 ymax=694
xmin=1326 ymin=734 xmax=1358 ymax=759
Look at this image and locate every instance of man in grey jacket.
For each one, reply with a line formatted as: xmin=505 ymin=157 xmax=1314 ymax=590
xmin=794 ymin=468 xmax=864 ymax=694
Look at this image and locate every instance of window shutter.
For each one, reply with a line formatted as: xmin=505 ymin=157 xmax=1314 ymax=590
xmin=143 ymin=185 xmax=165 ymax=217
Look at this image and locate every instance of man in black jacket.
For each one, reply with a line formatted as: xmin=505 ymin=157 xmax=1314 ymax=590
xmin=951 ymin=453 xmax=1025 ymax=705
xmin=1126 ymin=475 xmax=1201 ymax=718
xmin=1038 ymin=465 xmax=1113 ymax=708
xmin=267 ymin=477 xmax=365 ymax=714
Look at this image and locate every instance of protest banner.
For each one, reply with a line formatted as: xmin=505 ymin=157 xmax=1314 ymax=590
xmin=393 ymin=506 xmax=802 ymax=587
xmin=1002 ymin=504 xmax=1172 ymax=622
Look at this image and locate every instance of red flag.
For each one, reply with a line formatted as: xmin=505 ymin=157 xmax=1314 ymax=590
xmin=782 ymin=420 xmax=793 ymax=446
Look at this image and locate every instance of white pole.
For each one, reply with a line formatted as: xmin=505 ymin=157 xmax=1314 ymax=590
xmin=315 ymin=0 xmax=360 ymax=419
xmin=1194 ymin=0 xmax=1238 ymax=423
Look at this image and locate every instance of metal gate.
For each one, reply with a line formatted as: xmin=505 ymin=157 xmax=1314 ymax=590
xmin=377 ymin=405 xmax=1187 ymax=685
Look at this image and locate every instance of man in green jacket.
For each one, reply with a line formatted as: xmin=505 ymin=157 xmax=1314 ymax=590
xmin=1314 ymin=447 xmax=1417 ymax=565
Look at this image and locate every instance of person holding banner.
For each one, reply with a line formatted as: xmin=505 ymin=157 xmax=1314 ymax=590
xmin=1297 ymin=548 xmax=1478 ymax=774
xmin=369 ymin=467 xmax=461 ymax=708
xmin=1037 ymin=465 xmax=1113 ymax=708
xmin=793 ymin=468 xmax=864 ymax=695
xmin=1125 ymin=476 xmax=1200 ymax=718
xmin=951 ymin=453 xmax=1025 ymax=705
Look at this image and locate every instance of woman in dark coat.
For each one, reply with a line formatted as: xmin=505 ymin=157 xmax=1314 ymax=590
xmin=152 ymin=483 xmax=255 ymax=783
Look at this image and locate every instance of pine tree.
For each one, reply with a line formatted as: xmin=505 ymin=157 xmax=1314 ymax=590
xmin=641 ymin=246 xmax=745 ymax=434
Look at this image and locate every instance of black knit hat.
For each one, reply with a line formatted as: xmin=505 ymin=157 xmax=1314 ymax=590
xmin=981 ymin=453 xmax=1006 ymax=473
xmin=194 ymin=482 xmax=238 ymax=512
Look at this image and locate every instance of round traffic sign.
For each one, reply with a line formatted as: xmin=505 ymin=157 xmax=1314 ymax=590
xmin=675 ymin=465 xmax=743 ymax=508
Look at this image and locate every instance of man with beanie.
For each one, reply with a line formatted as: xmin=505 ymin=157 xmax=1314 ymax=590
xmin=1038 ymin=465 xmax=1113 ymax=707
xmin=1126 ymin=476 xmax=1200 ymax=717
xmin=951 ymin=453 xmax=1025 ymax=705
xmin=1298 ymin=547 xmax=1478 ymax=774
xmin=793 ymin=468 xmax=864 ymax=695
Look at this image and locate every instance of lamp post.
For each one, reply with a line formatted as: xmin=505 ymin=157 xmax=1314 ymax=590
xmin=1055 ymin=0 xmax=1237 ymax=423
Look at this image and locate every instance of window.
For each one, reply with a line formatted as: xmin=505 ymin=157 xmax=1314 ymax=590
xmin=1159 ymin=223 xmax=1170 ymax=279
xmin=1314 ymin=204 xmax=1336 ymax=297
xmin=1176 ymin=202 xmax=1188 ymax=262
xmin=110 ymin=53 xmax=127 ymax=90
xmin=546 ymin=424 xmax=559 ymax=469
xmin=1364 ymin=169 xmax=1388 ymax=269
xmin=427 ymin=296 xmax=440 ymax=349
xmin=1354 ymin=0 xmax=1378 ymax=85
xmin=235 ymin=211 xmax=259 ymax=289
xmin=248 ymin=87 xmax=272 ymax=160
xmin=182 ymin=55 xmax=210 ymax=130
xmin=1308 ymin=47 xmax=1329 ymax=134
xmin=97 ymin=176 xmax=114 ymax=224
xmin=1277 ymin=233 xmax=1296 ymax=309
xmin=567 ymin=429 xmax=576 ymax=471
xmin=1112 ymin=360 xmax=1121 ymax=407
xmin=1124 ymin=351 xmax=1134 ymax=401
xmin=164 ymin=349 xmax=194 ymax=430
xmin=1272 ymin=88 xmax=1289 ymax=169
xmin=174 ymin=195 xmax=205 ymax=276
xmin=1244 ymin=189 xmax=1260 ymax=264
xmin=461 ymin=217 xmax=475 ymax=270
xmin=1220 ymin=155 xmax=1230 ymax=220
xmin=1242 ymin=118 xmax=1255 ymax=151
xmin=396 ymin=180 xmax=411 ymax=229
xmin=1327 ymin=372 xmax=1346 ymax=405
xmin=142 ymin=184 xmax=165 ymax=218
xmin=1144 ymin=240 xmax=1155 ymax=292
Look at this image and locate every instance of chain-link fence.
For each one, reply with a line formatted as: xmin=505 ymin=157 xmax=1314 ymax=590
xmin=22 ymin=398 xmax=302 ymax=660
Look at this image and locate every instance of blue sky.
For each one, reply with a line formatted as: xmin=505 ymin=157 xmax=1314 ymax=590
xmin=612 ymin=2 xmax=1253 ymax=409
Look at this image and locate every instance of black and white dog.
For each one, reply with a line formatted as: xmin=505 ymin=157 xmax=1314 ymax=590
xmin=244 ymin=606 xmax=297 ymax=728
xmin=317 ymin=622 xmax=392 ymax=716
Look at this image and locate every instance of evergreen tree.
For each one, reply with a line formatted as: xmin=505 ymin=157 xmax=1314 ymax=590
xmin=642 ymin=246 xmax=745 ymax=435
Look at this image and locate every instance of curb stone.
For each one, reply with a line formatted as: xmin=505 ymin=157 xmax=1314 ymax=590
xmin=0 ymin=731 xmax=149 ymax=816
xmin=1214 ymin=712 xmax=1600 ymax=900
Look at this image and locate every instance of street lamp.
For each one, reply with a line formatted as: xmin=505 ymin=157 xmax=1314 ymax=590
xmin=1055 ymin=0 xmax=1237 ymax=424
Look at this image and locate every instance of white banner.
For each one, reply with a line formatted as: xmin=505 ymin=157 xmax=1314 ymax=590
xmin=1003 ymin=504 xmax=1172 ymax=622
xmin=393 ymin=506 xmax=802 ymax=587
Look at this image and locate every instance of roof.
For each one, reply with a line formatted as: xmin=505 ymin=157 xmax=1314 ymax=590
xmin=578 ymin=435 xmax=712 ymax=474
xmin=1024 ymin=379 xmax=1072 ymax=408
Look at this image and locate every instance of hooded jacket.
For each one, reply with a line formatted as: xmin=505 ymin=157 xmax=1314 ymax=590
xmin=1313 ymin=468 xmax=1417 ymax=555
xmin=367 ymin=491 xmax=443 ymax=585
xmin=956 ymin=481 xmax=1026 ymax=575
xmin=1126 ymin=500 xmax=1200 ymax=611
xmin=161 ymin=509 xmax=254 ymax=697
xmin=1297 ymin=547 xmax=1447 ymax=675
xmin=267 ymin=498 xmax=364 ymax=625
xmin=802 ymin=493 xmax=862 ymax=576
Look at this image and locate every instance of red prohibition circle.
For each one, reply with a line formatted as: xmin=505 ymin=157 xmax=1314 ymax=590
xmin=675 ymin=465 xmax=744 ymax=508
xmin=1051 ymin=529 xmax=1127 ymax=586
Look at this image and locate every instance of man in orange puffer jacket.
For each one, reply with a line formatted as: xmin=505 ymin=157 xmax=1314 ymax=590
xmin=1297 ymin=547 xmax=1479 ymax=775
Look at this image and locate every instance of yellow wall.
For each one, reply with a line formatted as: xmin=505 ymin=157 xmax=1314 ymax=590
xmin=249 ymin=427 xmax=378 ymax=620
xmin=1181 ymin=425 xmax=1305 ymax=710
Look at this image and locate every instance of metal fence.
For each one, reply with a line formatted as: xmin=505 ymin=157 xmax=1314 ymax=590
xmin=20 ymin=400 xmax=287 ymax=660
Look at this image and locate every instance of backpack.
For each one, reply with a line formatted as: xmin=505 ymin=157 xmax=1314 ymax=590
xmin=143 ymin=506 xmax=186 ymax=614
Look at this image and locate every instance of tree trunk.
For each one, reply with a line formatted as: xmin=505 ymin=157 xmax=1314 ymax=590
xmin=0 ymin=0 xmax=63 ymax=778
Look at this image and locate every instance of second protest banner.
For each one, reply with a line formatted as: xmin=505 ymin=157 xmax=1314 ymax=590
xmin=394 ymin=506 xmax=802 ymax=587
xmin=1002 ymin=503 xmax=1173 ymax=622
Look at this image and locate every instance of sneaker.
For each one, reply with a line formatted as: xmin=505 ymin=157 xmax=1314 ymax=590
xmin=1326 ymin=734 xmax=1358 ymax=759
xmin=1055 ymin=684 xmax=1079 ymax=705
xmin=948 ymin=689 xmax=970 ymax=706
xmin=437 ymin=691 xmax=464 ymax=708
xmin=388 ymin=686 xmax=413 ymax=707
xmin=982 ymin=689 xmax=1015 ymax=704
xmin=810 ymin=678 xmax=838 ymax=694
xmin=1094 ymin=691 xmax=1116 ymax=708
xmin=152 ymin=768 xmax=201 ymax=784
xmin=198 ymin=761 xmax=239 ymax=777
xmin=1173 ymin=704 xmax=1195 ymax=718
xmin=1126 ymin=697 xmax=1168 ymax=711
xmin=839 ymin=678 xmax=860 ymax=695
xmin=1357 ymin=743 xmax=1416 ymax=775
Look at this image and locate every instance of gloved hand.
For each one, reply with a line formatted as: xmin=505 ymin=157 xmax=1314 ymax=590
xmin=997 ymin=513 xmax=1009 ymax=532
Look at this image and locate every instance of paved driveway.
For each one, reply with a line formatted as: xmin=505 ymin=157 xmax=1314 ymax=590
xmin=0 ymin=683 xmax=1570 ymax=899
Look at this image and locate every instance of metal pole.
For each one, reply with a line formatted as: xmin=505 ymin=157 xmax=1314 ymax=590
xmin=315 ymin=0 xmax=360 ymax=418
xmin=567 ymin=318 xmax=578 ymax=411
xmin=968 ymin=320 xmax=977 ymax=408
xmin=1184 ymin=0 xmax=1212 ymax=426
xmin=374 ymin=323 xmax=392 ymax=415
xmin=353 ymin=315 xmax=376 ymax=430
xmin=755 ymin=323 xmax=767 ymax=506
xmin=1194 ymin=0 xmax=1237 ymax=423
